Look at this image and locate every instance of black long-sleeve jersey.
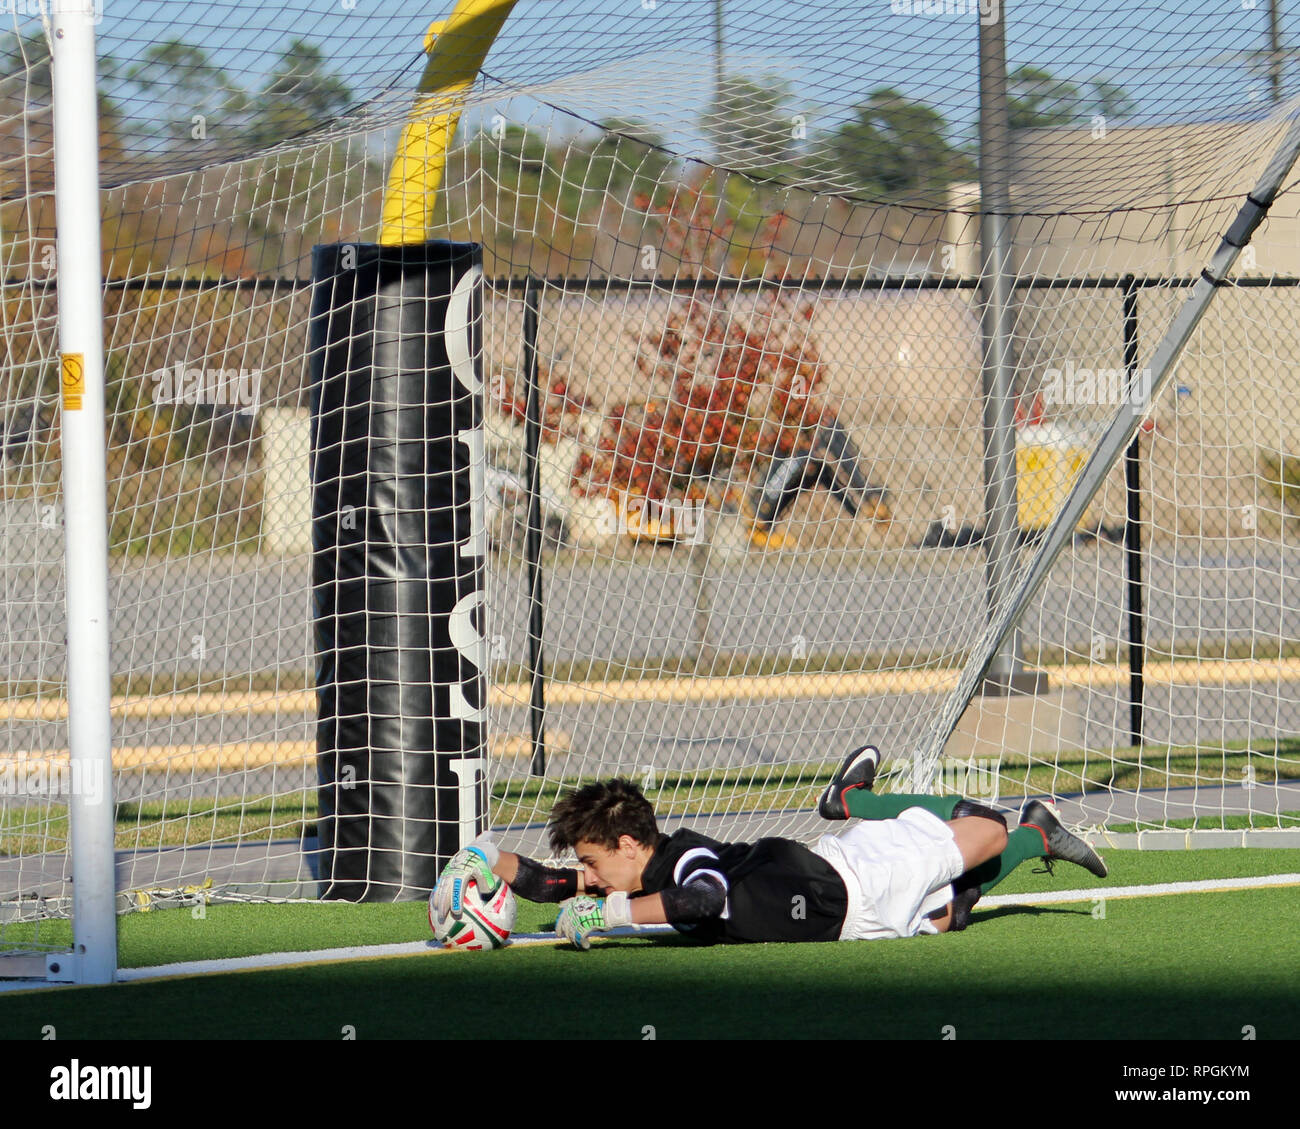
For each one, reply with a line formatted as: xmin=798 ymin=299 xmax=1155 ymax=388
xmin=636 ymin=829 xmax=849 ymax=944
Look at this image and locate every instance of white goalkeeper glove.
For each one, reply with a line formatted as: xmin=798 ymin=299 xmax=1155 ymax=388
xmin=432 ymin=833 xmax=501 ymax=920
xmin=554 ymin=892 xmax=632 ymax=950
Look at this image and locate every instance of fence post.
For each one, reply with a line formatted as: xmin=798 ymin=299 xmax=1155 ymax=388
xmin=977 ymin=7 xmax=1036 ymax=694
xmin=1122 ymin=274 xmax=1145 ymax=747
xmin=522 ymin=277 xmax=548 ymax=776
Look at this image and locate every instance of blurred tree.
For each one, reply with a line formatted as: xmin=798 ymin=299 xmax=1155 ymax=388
xmin=457 ymin=122 xmax=554 ymax=273
xmin=1 ymin=32 xmax=135 ymax=276
xmin=1009 ymin=65 xmax=1137 ymax=128
xmin=1008 ymin=65 xmax=1080 ymax=128
xmin=1085 ymin=78 xmax=1138 ymax=122
xmin=432 ymin=116 xmax=680 ymax=275
xmin=122 ymin=38 xmax=238 ymax=153
xmin=0 ymin=31 xmax=57 ymax=209
xmin=824 ymin=88 xmax=975 ymax=200
xmin=238 ymin=42 xmax=366 ymax=273
xmin=572 ymin=118 xmax=674 ymax=205
xmin=704 ymin=74 xmax=803 ymax=174
xmin=246 ymin=40 xmax=353 ymax=150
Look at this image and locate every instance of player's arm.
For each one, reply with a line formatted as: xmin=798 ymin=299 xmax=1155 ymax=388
xmin=657 ymin=875 xmax=727 ymax=923
xmin=627 ymin=881 xmax=724 ymax=925
xmin=493 ymin=850 xmax=592 ymax=901
xmin=555 ymin=875 xmax=726 ymax=948
xmin=628 ymin=892 xmax=668 ymax=924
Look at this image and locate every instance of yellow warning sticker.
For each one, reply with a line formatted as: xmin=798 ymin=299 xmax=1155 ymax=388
xmin=62 ymin=353 xmax=85 ymax=411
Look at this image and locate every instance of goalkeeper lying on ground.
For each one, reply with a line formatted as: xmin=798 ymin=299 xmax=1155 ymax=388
xmin=433 ymin=746 xmax=1108 ymax=947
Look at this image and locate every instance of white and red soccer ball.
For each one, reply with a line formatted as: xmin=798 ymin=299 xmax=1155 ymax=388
xmin=429 ymin=876 xmax=517 ymax=950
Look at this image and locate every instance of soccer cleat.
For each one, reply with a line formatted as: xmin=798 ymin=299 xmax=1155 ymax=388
xmin=947 ymin=881 xmax=982 ymax=933
xmin=1019 ymin=799 xmax=1108 ymax=878
xmin=817 ymin=745 xmax=881 ymax=820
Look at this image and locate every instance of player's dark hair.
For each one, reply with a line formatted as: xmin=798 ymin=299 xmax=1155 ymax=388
xmin=547 ymin=778 xmax=658 ymax=852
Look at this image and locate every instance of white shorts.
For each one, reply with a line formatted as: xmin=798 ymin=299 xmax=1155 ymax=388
xmin=811 ymin=807 xmax=966 ymax=941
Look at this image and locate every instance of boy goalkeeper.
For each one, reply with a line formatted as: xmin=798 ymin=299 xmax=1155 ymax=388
xmin=433 ymin=746 xmax=1107 ymax=947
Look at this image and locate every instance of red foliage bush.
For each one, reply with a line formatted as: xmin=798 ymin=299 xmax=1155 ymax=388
xmin=491 ymin=176 xmax=840 ymax=509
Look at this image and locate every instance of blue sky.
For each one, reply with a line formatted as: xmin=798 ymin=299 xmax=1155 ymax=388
xmin=74 ymin=0 xmax=1300 ymax=155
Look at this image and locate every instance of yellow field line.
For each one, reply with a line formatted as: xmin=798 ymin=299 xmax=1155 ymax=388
xmin=0 ymin=742 xmax=315 ymax=773
xmin=0 ymin=731 xmax=573 ymax=773
xmin=4 ymin=657 xmax=1300 ymax=722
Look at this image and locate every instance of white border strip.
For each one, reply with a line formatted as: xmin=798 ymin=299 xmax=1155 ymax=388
xmin=110 ymin=925 xmax=675 ymax=984
xmin=0 ymin=925 xmax=675 ymax=992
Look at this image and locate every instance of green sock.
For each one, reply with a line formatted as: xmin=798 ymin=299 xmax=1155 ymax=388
xmin=967 ymin=827 xmax=1049 ymax=894
xmin=842 ymin=790 xmax=959 ymax=821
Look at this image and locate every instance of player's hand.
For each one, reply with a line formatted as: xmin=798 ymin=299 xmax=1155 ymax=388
xmin=555 ymin=892 xmax=632 ymax=950
xmin=432 ymin=834 xmax=500 ymax=920
xmin=555 ymin=896 xmax=607 ymax=950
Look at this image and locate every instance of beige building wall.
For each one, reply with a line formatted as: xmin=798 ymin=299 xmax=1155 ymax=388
xmin=1006 ymin=118 xmax=1300 ymax=541
xmin=111 ymin=118 xmax=1300 ymax=556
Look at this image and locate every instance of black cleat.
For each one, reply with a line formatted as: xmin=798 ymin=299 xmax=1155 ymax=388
xmin=947 ymin=880 xmax=982 ymax=932
xmin=817 ymin=745 xmax=880 ymax=820
xmin=1020 ymin=799 xmax=1108 ymax=878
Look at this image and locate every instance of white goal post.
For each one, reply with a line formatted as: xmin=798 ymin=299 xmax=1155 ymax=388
xmin=50 ymin=0 xmax=116 ymax=985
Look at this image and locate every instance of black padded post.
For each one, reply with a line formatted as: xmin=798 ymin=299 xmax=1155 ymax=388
xmin=309 ymin=240 xmax=487 ymax=902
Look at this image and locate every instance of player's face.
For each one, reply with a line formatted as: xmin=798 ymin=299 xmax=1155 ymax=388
xmin=574 ymin=836 xmax=647 ymax=894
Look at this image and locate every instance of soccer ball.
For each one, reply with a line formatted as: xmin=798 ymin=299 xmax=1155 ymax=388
xmin=429 ymin=876 xmax=517 ymax=950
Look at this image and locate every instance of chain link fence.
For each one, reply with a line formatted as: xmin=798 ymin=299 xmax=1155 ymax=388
xmin=3 ymin=273 xmax=1299 ymax=793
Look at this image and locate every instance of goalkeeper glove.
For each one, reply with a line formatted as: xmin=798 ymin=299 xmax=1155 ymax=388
xmin=432 ymin=833 xmax=500 ymax=920
xmin=554 ymin=892 xmax=632 ymax=950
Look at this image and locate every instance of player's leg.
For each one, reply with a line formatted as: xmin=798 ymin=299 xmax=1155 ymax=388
xmin=818 ymin=745 xmax=962 ymax=822
xmin=957 ymin=832 xmax=1042 ymax=895
xmin=963 ymin=799 xmax=1107 ymax=892
xmin=926 ymin=816 xmax=1004 ymax=935
xmin=930 ymin=801 xmax=1007 ymax=934
xmin=945 ymin=805 xmax=1009 ymax=871
xmin=929 ymin=796 xmax=1046 ymax=898
xmin=816 ymin=806 xmax=970 ymax=941
xmin=820 ymin=747 xmax=1106 ymax=880
xmin=926 ymin=899 xmax=956 ymax=932
xmin=941 ymin=800 xmax=1108 ymax=933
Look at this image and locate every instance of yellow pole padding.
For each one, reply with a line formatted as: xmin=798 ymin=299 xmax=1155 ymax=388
xmin=379 ymin=0 xmax=522 ymax=245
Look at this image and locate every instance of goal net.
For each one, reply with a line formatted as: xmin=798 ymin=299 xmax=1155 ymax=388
xmin=4 ymin=0 xmax=1300 ymax=970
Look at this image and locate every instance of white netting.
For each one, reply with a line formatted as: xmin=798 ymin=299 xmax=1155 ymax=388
xmin=4 ymin=1 xmax=1300 ymax=953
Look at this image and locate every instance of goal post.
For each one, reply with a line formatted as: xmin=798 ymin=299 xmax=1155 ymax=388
xmin=50 ymin=0 xmax=117 ymax=985
xmin=379 ymin=0 xmax=522 ymax=246
xmin=309 ymin=239 xmax=489 ymax=901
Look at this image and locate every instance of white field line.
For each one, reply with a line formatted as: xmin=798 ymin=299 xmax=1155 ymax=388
xmin=2 ymin=873 xmax=1296 ymax=993
xmin=0 ymin=925 xmax=669 ymax=993
xmin=981 ymin=872 xmax=1300 ymax=906
xmin=113 ymin=931 xmax=606 ymax=981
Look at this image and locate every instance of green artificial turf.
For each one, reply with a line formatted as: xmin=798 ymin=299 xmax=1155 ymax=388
xmin=1106 ymin=812 xmax=1300 ymax=833
xmin=3 ymin=847 xmax=1295 ymax=970
xmin=0 ymin=849 xmax=1296 ymax=1040
xmin=0 ymin=887 xmax=1296 ymax=1040
xmin=979 ymin=845 xmax=1300 ymax=895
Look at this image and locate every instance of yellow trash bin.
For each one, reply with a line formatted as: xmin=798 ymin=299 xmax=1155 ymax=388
xmin=1015 ymin=425 xmax=1094 ymax=531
